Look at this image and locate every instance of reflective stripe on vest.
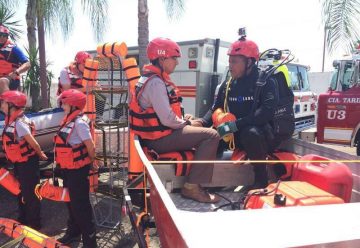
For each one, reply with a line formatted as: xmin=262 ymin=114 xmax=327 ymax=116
xmin=2 ymin=114 xmax=36 ymax=163
xmin=54 ymin=111 xmax=91 ymax=169
xmin=129 ymin=65 xmax=183 ymax=140
xmin=0 ymin=41 xmax=20 ymax=79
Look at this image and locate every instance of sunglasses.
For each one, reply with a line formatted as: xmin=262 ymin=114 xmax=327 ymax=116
xmin=0 ymin=33 xmax=8 ymax=38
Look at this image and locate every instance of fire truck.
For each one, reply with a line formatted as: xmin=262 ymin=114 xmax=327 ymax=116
xmin=317 ymin=49 xmax=360 ymax=156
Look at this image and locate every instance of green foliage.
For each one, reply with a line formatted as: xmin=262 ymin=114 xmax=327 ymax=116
xmin=23 ymin=47 xmax=54 ymax=111
xmin=322 ymin=0 xmax=360 ymax=54
xmin=0 ymin=3 xmax=23 ymax=42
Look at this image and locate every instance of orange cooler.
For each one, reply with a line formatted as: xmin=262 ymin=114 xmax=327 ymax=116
xmin=245 ymin=181 xmax=344 ymax=209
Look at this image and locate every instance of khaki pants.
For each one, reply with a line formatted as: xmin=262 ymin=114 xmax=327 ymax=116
xmin=143 ymin=126 xmax=220 ymax=184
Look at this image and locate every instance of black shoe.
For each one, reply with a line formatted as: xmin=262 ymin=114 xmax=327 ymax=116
xmin=58 ymin=233 xmax=81 ymax=245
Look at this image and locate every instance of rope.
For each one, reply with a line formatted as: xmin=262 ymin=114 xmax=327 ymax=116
xmin=150 ymin=159 xmax=360 ymax=164
xmin=222 ymin=77 xmax=236 ymax=151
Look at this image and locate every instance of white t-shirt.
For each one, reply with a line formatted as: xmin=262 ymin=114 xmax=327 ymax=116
xmin=15 ymin=117 xmax=32 ymax=139
xmin=66 ymin=117 xmax=92 ymax=146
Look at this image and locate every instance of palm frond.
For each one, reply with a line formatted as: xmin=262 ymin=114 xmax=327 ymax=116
xmin=0 ymin=3 xmax=23 ymax=42
xmin=162 ymin=0 xmax=185 ymax=21
xmin=81 ymin=0 xmax=109 ymax=42
xmin=322 ymin=0 xmax=360 ymax=54
xmin=37 ymin=0 xmax=74 ymax=40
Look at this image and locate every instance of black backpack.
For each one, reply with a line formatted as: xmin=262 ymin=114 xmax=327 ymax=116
xmin=252 ymin=70 xmax=295 ymax=140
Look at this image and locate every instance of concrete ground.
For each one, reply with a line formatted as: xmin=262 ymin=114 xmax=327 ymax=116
xmin=0 ymin=171 xmax=159 ymax=248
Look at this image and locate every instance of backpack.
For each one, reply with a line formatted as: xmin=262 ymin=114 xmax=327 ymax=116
xmin=252 ymin=69 xmax=295 ymax=140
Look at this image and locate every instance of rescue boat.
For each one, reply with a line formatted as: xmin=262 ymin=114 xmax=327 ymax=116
xmin=130 ymin=136 xmax=360 ymax=248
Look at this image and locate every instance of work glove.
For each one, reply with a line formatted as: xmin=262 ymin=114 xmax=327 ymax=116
xmin=217 ymin=121 xmax=238 ymax=138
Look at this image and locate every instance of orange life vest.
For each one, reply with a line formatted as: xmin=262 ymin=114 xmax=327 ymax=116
xmin=144 ymin=148 xmax=194 ymax=176
xmin=2 ymin=110 xmax=36 ymax=163
xmin=0 ymin=218 xmax=68 ymax=248
xmin=57 ymin=64 xmax=83 ymax=95
xmin=35 ymin=179 xmax=70 ymax=202
xmin=0 ymin=40 xmax=20 ymax=79
xmin=0 ymin=167 xmax=21 ymax=195
xmin=129 ymin=64 xmax=183 ymax=140
xmin=54 ymin=110 xmax=92 ymax=170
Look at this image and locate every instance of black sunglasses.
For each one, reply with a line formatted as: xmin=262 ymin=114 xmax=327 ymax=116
xmin=0 ymin=33 xmax=8 ymax=38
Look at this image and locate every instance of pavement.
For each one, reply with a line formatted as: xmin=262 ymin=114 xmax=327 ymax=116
xmin=0 ymin=171 xmax=156 ymax=248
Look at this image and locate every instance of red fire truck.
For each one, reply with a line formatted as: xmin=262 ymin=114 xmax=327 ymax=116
xmin=317 ymin=50 xmax=360 ymax=155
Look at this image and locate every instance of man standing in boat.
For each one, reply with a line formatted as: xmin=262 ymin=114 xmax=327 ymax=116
xmin=214 ymin=37 xmax=294 ymax=190
xmin=0 ymin=25 xmax=30 ymax=94
xmin=129 ymin=37 xmax=220 ymax=203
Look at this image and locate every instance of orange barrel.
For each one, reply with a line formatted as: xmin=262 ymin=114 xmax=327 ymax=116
xmin=0 ymin=167 xmax=21 ymax=195
xmin=82 ymin=59 xmax=99 ymax=122
xmin=34 ymin=179 xmax=70 ymax=202
xmin=122 ymin=58 xmax=141 ymax=91
xmin=89 ymin=167 xmax=98 ymax=193
xmin=292 ymin=154 xmax=353 ymax=203
xmin=96 ymin=42 xmax=128 ymax=58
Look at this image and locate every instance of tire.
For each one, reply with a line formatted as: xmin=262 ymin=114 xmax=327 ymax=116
xmin=357 ymin=143 xmax=360 ymax=156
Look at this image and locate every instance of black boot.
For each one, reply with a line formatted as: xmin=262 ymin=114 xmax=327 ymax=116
xmin=58 ymin=232 xmax=81 ymax=245
xmin=82 ymin=231 xmax=97 ymax=248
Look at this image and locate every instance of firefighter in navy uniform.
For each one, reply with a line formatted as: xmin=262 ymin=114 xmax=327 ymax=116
xmin=0 ymin=91 xmax=47 ymax=230
xmin=215 ymin=38 xmax=294 ymax=190
xmin=0 ymin=25 xmax=31 ymax=94
xmin=55 ymin=89 xmax=97 ymax=248
xmin=130 ymin=37 xmax=220 ymax=203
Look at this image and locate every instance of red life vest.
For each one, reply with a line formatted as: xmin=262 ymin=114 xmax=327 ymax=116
xmin=57 ymin=64 xmax=83 ymax=95
xmin=2 ymin=110 xmax=36 ymax=163
xmin=54 ymin=110 xmax=92 ymax=170
xmin=129 ymin=64 xmax=183 ymax=140
xmin=0 ymin=40 xmax=20 ymax=79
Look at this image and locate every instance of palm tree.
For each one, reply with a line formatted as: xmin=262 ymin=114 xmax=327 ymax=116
xmin=2 ymin=0 xmax=109 ymax=109
xmin=322 ymin=0 xmax=360 ymax=54
xmin=138 ymin=0 xmax=185 ymax=70
xmin=0 ymin=3 xmax=23 ymax=42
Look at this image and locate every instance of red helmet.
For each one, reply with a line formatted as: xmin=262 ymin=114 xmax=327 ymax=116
xmin=0 ymin=91 xmax=27 ymax=107
xmin=0 ymin=25 xmax=9 ymax=35
xmin=58 ymin=89 xmax=86 ymax=110
xmin=227 ymin=39 xmax=259 ymax=61
xmin=75 ymin=51 xmax=91 ymax=65
xmin=147 ymin=37 xmax=181 ymax=60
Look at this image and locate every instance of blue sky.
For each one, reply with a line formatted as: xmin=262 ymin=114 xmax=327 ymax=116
xmin=13 ymin=0 xmax=340 ymax=75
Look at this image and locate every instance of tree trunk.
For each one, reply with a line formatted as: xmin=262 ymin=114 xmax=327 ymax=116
xmin=37 ymin=17 xmax=48 ymax=109
xmin=138 ymin=0 xmax=149 ymax=71
xmin=26 ymin=0 xmax=37 ymax=51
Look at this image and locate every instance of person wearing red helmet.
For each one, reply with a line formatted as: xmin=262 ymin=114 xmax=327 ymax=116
xmin=129 ymin=37 xmax=220 ymax=203
xmin=0 ymin=25 xmax=31 ymax=94
xmin=57 ymin=51 xmax=92 ymax=95
xmin=0 ymin=90 xmax=47 ymax=230
xmin=55 ymin=89 xmax=97 ymax=247
xmin=214 ymin=37 xmax=293 ymax=191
